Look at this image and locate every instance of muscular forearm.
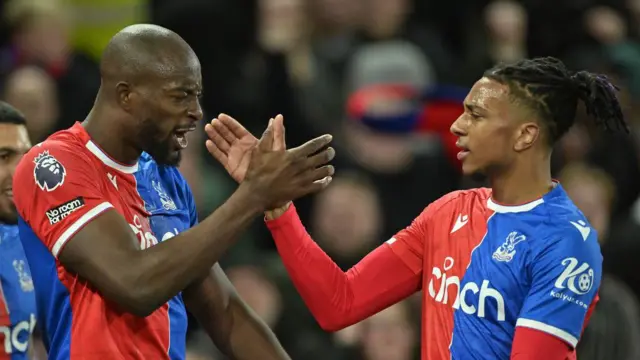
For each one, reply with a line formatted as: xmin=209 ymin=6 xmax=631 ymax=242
xmin=129 ymin=184 xmax=262 ymax=314
xmin=266 ymin=204 xmax=421 ymax=331
xmin=184 ymin=266 xmax=290 ymax=360
xmin=226 ymin=299 xmax=290 ymax=360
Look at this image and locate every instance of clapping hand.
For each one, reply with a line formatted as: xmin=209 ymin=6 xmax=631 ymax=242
xmin=205 ymin=114 xmax=335 ymax=211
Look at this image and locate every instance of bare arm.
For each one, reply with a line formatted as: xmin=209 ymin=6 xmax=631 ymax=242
xmin=183 ymin=264 xmax=290 ymax=360
xmin=56 ymin=129 xmax=334 ymax=316
xmin=60 ymin=185 xmax=261 ymax=316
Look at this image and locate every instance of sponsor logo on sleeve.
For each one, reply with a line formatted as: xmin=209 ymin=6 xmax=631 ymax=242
xmin=46 ymin=197 xmax=85 ymax=224
xmin=549 ymin=257 xmax=595 ymax=309
xmin=33 ymin=151 xmax=66 ymax=192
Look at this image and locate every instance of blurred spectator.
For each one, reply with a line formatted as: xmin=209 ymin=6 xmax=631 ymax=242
xmin=358 ymin=301 xmax=418 ymax=360
xmin=310 ymin=0 xmax=362 ymax=36
xmin=356 ymin=0 xmax=455 ymax=83
xmin=553 ymin=98 xmax=640 ymax=216
xmin=68 ymin=0 xmax=148 ymax=61
xmin=561 ymin=162 xmax=614 ymax=237
xmin=255 ymin=0 xmax=353 ymax=141
xmin=341 ymin=40 xmax=459 ymax=237
xmin=2 ymin=66 xmax=58 ymax=143
xmin=461 ymin=0 xmax=528 ymax=83
xmin=1 ymin=0 xmax=100 ymax=131
xmin=310 ymin=172 xmax=383 ymax=268
xmin=577 ymin=275 xmax=640 ymax=360
xmin=344 ymin=40 xmax=434 ymax=163
xmin=583 ymin=7 xmax=640 ymax=98
xmin=2 ymin=0 xmax=70 ymax=72
xmin=560 ymin=163 xmax=640 ymax=301
xmin=1 ymin=0 xmax=640 ymax=358
xmin=227 ymin=264 xmax=283 ymax=329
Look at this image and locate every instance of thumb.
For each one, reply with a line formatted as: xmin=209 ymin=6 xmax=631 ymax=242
xmin=258 ymin=118 xmax=275 ymax=151
xmin=272 ymin=114 xmax=286 ymax=151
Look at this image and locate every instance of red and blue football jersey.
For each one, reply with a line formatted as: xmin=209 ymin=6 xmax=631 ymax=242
xmin=13 ymin=123 xmax=197 ymax=359
xmin=387 ymin=185 xmax=601 ymax=359
xmin=0 ymin=224 xmax=36 ymax=360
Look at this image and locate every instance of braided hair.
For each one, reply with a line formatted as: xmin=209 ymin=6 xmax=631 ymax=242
xmin=484 ymin=57 xmax=629 ymax=144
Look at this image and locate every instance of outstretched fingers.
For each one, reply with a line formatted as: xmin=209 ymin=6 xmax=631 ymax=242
xmin=209 ymin=117 xmax=238 ymax=146
xmin=204 ymin=124 xmax=231 ymax=153
xmin=205 ymin=139 xmax=228 ymax=165
xmin=289 ymin=134 xmax=333 ymax=159
xmin=304 ymin=147 xmax=335 ymax=170
xmin=218 ymin=113 xmax=252 ymax=139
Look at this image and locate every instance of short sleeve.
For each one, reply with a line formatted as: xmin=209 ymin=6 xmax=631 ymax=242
xmin=13 ymin=145 xmax=113 ymax=258
xmin=516 ymin=228 xmax=602 ymax=348
xmin=386 ymin=204 xmax=434 ymax=274
xmin=184 ymin=183 xmax=199 ymax=227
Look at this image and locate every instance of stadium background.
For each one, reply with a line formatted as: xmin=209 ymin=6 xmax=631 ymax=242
xmin=1 ymin=0 xmax=640 ymax=359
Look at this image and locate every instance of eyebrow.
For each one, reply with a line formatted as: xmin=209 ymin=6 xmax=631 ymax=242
xmin=0 ymin=146 xmax=28 ymax=155
xmin=172 ymin=86 xmax=202 ymax=94
xmin=464 ymin=103 xmax=486 ymax=113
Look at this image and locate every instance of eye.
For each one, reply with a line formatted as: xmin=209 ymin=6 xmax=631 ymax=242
xmin=0 ymin=153 xmax=9 ymax=162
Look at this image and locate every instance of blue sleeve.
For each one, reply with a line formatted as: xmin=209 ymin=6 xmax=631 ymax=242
xmin=188 ymin=191 xmax=198 ymax=227
xmin=516 ymin=226 xmax=602 ymax=348
xmin=183 ymin=179 xmax=199 ymax=227
xmin=169 ymin=167 xmax=199 ymax=227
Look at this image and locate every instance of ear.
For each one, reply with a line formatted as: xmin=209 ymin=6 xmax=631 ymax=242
xmin=115 ymin=81 xmax=133 ymax=112
xmin=513 ymin=122 xmax=539 ymax=152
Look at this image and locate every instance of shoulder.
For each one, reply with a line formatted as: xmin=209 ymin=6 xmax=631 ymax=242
xmin=536 ymin=194 xmax=597 ymax=246
xmin=137 ymin=153 xmax=194 ymax=204
xmin=139 ymin=153 xmax=189 ymax=188
xmin=15 ymin=134 xmax=92 ymax=191
xmin=420 ymin=187 xmax=491 ymax=220
xmin=529 ymin=209 xmax=601 ymax=267
xmin=20 ymin=130 xmax=90 ymax=170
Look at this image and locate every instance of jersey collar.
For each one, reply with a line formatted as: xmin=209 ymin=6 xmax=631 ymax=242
xmin=487 ymin=181 xmax=562 ymax=214
xmin=72 ymin=122 xmax=139 ymax=174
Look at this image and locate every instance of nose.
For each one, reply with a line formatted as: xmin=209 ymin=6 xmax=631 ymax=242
xmin=450 ymin=115 xmax=466 ymax=137
xmin=188 ymin=100 xmax=204 ymax=122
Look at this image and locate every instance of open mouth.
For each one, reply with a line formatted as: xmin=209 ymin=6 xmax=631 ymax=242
xmin=173 ymin=126 xmax=197 ymax=150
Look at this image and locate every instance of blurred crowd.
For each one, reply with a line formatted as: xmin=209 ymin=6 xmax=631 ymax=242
xmin=1 ymin=0 xmax=640 ymax=359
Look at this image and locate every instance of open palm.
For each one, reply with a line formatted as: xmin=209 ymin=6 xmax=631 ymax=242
xmin=223 ymin=134 xmax=257 ymax=182
xmin=205 ymin=114 xmax=284 ymax=183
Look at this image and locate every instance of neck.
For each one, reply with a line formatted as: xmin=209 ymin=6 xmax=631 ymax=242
xmin=489 ymin=154 xmax=553 ymax=205
xmin=82 ymin=101 xmax=141 ymax=166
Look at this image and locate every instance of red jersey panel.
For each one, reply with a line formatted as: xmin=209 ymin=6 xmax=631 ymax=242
xmin=387 ymin=186 xmax=601 ymax=359
xmin=13 ymin=123 xmax=170 ymax=359
xmin=389 ymin=189 xmax=493 ymax=359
